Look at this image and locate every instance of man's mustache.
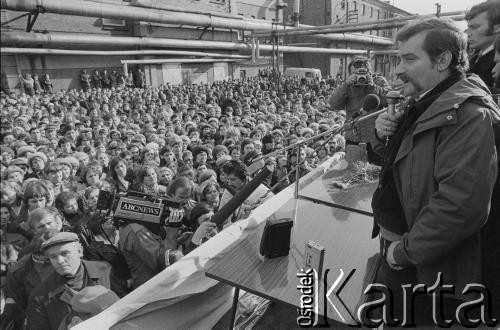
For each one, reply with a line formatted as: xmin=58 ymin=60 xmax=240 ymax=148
xmin=396 ymin=73 xmax=410 ymax=83
xmin=391 ymin=74 xmax=410 ymax=90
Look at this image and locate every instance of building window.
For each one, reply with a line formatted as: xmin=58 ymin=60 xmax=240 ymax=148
xmin=362 ymin=4 xmax=365 ymax=15
xmin=209 ymin=0 xmax=225 ymax=3
xmin=370 ymin=7 xmax=373 ymax=17
xmin=377 ymin=9 xmax=380 ymax=19
xmin=353 ymin=1 xmax=357 ymax=11
xmin=102 ymin=18 xmax=127 ymax=30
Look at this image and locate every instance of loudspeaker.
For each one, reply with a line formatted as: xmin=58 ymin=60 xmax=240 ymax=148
xmin=260 ymin=218 xmax=294 ymax=258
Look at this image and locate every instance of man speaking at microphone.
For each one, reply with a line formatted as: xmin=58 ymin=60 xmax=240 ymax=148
xmin=370 ymin=17 xmax=499 ymax=325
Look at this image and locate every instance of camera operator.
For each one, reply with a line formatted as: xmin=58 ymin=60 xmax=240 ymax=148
xmin=329 ymin=56 xmax=391 ymax=164
xmin=117 ymin=178 xmax=193 ymax=289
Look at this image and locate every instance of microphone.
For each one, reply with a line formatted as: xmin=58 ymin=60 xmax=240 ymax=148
xmin=351 ymin=94 xmax=380 ymax=119
xmin=386 ymin=90 xmax=402 ymax=117
xmin=362 ymin=94 xmax=381 ymax=113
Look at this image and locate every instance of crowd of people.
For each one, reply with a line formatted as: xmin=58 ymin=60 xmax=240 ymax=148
xmin=0 ymin=71 xmax=353 ymax=328
xmin=1 ymin=0 xmax=499 ymax=327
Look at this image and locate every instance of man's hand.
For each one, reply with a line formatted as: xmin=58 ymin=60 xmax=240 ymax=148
xmin=375 ymin=111 xmax=404 ymax=139
xmin=166 ymin=208 xmax=184 ymax=226
xmin=365 ymin=73 xmax=374 ymax=86
xmin=191 ymin=222 xmax=217 ymax=246
xmin=346 ymin=74 xmax=358 ymax=85
xmin=386 ymin=241 xmax=404 ymax=270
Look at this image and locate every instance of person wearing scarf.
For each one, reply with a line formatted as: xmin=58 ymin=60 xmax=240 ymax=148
xmin=369 ymin=17 xmax=499 ymax=326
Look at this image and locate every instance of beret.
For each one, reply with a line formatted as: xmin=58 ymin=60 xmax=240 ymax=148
xmin=70 ymin=285 xmax=119 ymax=315
xmin=41 ymin=232 xmax=79 ymax=251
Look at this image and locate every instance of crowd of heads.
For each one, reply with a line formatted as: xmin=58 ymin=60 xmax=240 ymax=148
xmin=0 ymin=72 xmax=349 ymax=289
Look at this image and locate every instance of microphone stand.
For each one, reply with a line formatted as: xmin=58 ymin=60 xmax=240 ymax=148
xmin=254 ymin=107 xmax=388 ymax=199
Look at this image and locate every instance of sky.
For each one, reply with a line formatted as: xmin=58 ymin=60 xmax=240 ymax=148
xmin=393 ymin=0 xmax=483 ymax=14
xmin=392 ymin=0 xmax=484 ymax=30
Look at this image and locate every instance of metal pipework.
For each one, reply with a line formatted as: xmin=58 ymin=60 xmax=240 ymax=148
xmin=1 ymin=47 xmax=252 ymax=59
xmin=0 ymin=0 xmax=393 ymax=45
xmin=252 ymin=10 xmax=465 ymax=37
xmin=129 ymin=0 xmax=243 ymax=20
xmin=121 ymin=58 xmax=243 ymax=64
xmin=0 ymin=0 xmax=266 ymax=31
xmin=1 ymin=31 xmax=369 ymax=55
xmin=293 ymin=0 xmax=300 ymax=27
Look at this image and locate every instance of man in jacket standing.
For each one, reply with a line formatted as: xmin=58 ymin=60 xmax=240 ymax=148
xmin=370 ymin=17 xmax=499 ymax=326
xmin=25 ymin=232 xmax=114 ymax=330
xmin=466 ymin=0 xmax=500 ymax=91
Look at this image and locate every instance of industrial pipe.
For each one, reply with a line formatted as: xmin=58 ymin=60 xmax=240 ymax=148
xmin=1 ymin=47 xmax=251 ymax=59
xmin=0 ymin=0 xmax=393 ymax=45
xmin=293 ymin=0 xmax=300 ymax=27
xmin=121 ymin=58 xmax=243 ymax=64
xmin=1 ymin=31 xmax=368 ymax=55
xmin=253 ymin=10 xmax=465 ymax=37
xmin=370 ymin=50 xmax=399 ymax=56
xmin=0 ymin=0 xmax=264 ymax=31
xmin=129 ymin=0 xmax=243 ymax=20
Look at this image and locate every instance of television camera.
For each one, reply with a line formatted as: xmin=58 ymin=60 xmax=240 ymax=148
xmin=95 ymin=190 xmax=181 ymax=234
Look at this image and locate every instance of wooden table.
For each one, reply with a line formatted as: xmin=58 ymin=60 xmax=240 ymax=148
xmin=298 ymin=165 xmax=378 ymax=216
xmin=205 ymin=167 xmax=380 ymax=327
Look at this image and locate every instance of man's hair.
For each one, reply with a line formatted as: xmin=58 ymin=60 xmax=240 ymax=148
xmin=28 ymin=207 xmax=62 ymax=229
xmin=465 ymin=0 xmax=500 ymax=34
xmin=23 ymin=181 xmax=51 ymax=203
xmin=396 ymin=17 xmax=469 ymax=74
xmin=167 ymin=176 xmax=192 ymax=196
xmin=222 ymin=160 xmax=248 ymax=181
xmin=54 ymin=191 xmax=79 ymax=211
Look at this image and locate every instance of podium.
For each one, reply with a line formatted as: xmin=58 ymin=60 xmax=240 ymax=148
xmin=205 ymin=160 xmax=380 ymax=327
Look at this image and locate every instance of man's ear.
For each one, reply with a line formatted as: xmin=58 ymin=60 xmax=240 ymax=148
xmin=437 ymin=50 xmax=453 ymax=71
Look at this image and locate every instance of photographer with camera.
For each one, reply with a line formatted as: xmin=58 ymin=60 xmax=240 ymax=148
xmin=329 ymin=56 xmax=392 ymax=164
xmin=330 ymin=56 xmax=391 ymax=118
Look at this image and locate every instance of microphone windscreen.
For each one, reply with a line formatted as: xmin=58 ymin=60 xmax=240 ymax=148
xmin=362 ymin=94 xmax=380 ymax=112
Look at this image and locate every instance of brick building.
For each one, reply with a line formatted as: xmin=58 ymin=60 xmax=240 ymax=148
xmin=281 ymin=0 xmax=410 ymax=79
xmin=0 ymin=0 xmax=401 ymax=92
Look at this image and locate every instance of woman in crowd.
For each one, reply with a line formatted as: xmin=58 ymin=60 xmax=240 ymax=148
xmin=53 ymin=191 xmax=93 ymax=246
xmin=179 ymin=202 xmax=217 ymax=254
xmin=199 ymin=180 xmax=220 ymax=211
xmin=0 ymin=72 xmax=355 ymax=321
xmin=106 ymin=157 xmax=130 ymax=193
xmin=14 ymin=181 xmax=53 ymax=237
xmin=132 ymin=165 xmax=167 ymax=197
xmin=80 ymin=161 xmax=110 ymax=190
xmin=44 ymin=162 xmax=66 ymax=195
